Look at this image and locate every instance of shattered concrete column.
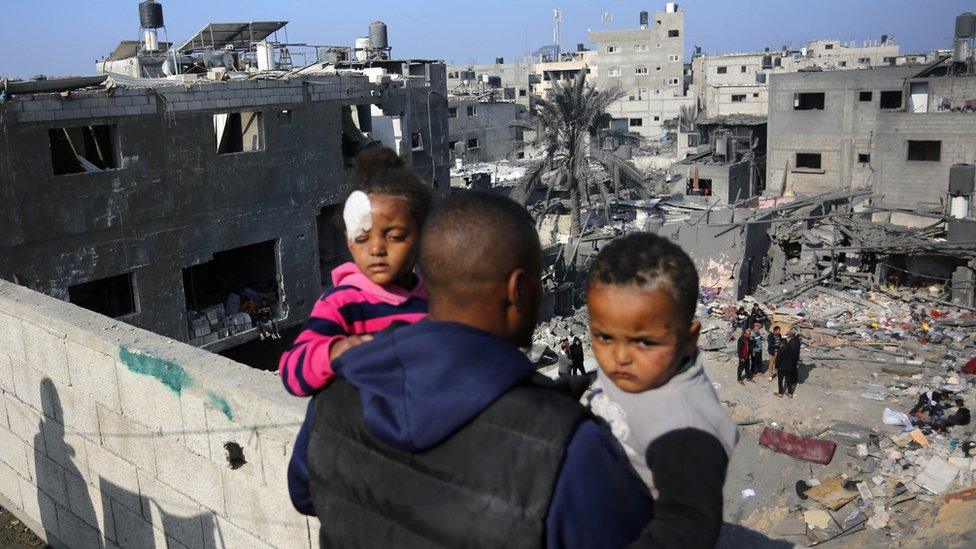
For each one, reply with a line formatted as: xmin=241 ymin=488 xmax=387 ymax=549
xmin=951 ymin=265 xmax=975 ymax=307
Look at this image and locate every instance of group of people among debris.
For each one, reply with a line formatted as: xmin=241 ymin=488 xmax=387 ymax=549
xmin=909 ymin=389 xmax=971 ymax=432
xmin=272 ymin=147 xmax=739 ymax=547
xmin=732 ymin=303 xmax=803 ymax=397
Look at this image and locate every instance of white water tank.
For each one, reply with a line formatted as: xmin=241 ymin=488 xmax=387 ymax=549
xmin=355 ymin=37 xmax=370 ymax=61
xmin=256 ymin=41 xmax=274 ymax=71
xmin=951 ymin=196 xmax=970 ymax=219
xmin=665 ymin=3 xmax=677 ymax=13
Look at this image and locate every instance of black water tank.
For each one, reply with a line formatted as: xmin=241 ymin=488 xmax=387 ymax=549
xmin=949 ymin=164 xmax=976 ymax=195
xmin=640 ymin=11 xmax=649 ymax=26
xmin=139 ymin=0 xmax=164 ymax=29
xmin=495 ymin=57 xmax=504 ymax=65
xmin=956 ymin=13 xmax=976 ymax=39
xmin=577 ymin=43 xmax=585 ymax=52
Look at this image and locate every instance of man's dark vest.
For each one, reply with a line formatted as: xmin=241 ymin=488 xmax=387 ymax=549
xmin=308 ymin=377 xmax=587 ymax=548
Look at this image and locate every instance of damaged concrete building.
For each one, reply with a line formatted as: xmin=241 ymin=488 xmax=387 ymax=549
xmin=587 ymin=3 xmax=694 ymax=138
xmin=691 ymin=36 xmax=921 ymax=117
xmin=447 ymin=96 xmax=527 ymax=164
xmin=0 ymin=11 xmax=448 ymax=352
xmin=673 ymin=114 xmax=767 ymax=203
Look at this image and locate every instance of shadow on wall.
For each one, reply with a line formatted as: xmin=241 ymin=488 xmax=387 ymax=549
xmin=32 ymin=378 xmax=226 ymax=548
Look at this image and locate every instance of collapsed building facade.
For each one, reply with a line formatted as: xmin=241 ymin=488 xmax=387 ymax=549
xmin=0 ymin=8 xmax=448 ymax=352
xmin=673 ymin=114 xmax=767 ymax=203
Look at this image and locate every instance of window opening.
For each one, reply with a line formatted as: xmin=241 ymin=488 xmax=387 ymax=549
xmin=68 ymin=273 xmax=137 ymax=318
xmin=214 ymin=111 xmax=264 ymax=154
xmin=49 ymin=125 xmax=120 ymax=175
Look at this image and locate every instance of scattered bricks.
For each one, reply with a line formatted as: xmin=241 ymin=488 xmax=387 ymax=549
xmin=18 ymin=476 xmax=60 ymax=540
xmin=64 ymin=472 xmax=117 ymax=543
xmin=55 ymin=504 xmax=102 ymax=549
xmin=221 ymin=470 xmax=310 ymax=547
xmin=117 ymin=359 xmax=182 ymax=434
xmin=64 ymin=340 xmax=121 ymax=413
xmin=33 ymin=450 xmax=68 ymax=504
xmin=4 ymin=392 xmax=43 ymax=444
xmin=203 ymin=512 xmax=274 ymax=549
xmin=21 ymin=321 xmax=70 ymax=385
xmin=0 ymin=426 xmax=31 ymax=478
xmin=96 ymin=404 xmax=157 ymax=476
xmin=84 ymin=441 xmax=142 ymax=515
xmin=154 ymin=435 xmax=225 ymax=513
xmin=0 ymin=460 xmax=23 ymax=511
xmin=112 ymin=500 xmax=163 ymax=549
xmin=138 ymin=470 xmax=206 ymax=549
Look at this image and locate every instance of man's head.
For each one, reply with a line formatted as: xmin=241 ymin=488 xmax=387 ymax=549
xmin=956 ymin=398 xmax=965 ymax=408
xmin=573 ymin=337 xmax=581 ymax=345
xmin=586 ymin=232 xmax=701 ymax=393
xmin=743 ymin=327 xmax=751 ymax=337
xmin=420 ymin=191 xmax=542 ymax=347
xmin=752 ymin=322 xmax=761 ymax=332
xmin=752 ymin=303 xmax=760 ymax=310
xmin=773 ymin=326 xmax=781 ymax=334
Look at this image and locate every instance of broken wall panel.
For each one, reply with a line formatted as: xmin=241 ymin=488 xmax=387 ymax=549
xmin=0 ymin=68 xmax=449 ymax=347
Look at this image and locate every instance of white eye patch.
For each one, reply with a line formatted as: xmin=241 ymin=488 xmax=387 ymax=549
xmin=343 ymin=190 xmax=373 ymax=243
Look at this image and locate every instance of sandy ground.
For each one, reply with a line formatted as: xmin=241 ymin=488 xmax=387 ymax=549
xmin=0 ymin=503 xmax=44 ymax=548
xmin=702 ymin=346 xmax=976 ymax=547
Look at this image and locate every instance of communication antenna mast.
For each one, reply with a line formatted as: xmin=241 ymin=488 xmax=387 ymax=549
xmin=602 ymin=11 xmax=613 ymax=28
xmin=553 ymin=9 xmax=562 ymax=56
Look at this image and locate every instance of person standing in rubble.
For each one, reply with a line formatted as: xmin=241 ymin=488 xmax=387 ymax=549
xmin=569 ymin=337 xmax=586 ymax=376
xmin=766 ymin=325 xmax=783 ymax=382
xmin=557 ymin=338 xmax=572 ymax=379
xmin=737 ymin=327 xmax=752 ymax=385
xmin=750 ymin=321 xmax=764 ymax=378
xmin=775 ymin=331 xmax=800 ymax=398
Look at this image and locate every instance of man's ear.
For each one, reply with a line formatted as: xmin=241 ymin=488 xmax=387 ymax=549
xmin=685 ymin=320 xmax=701 ymax=357
xmin=506 ymin=267 xmax=525 ymax=309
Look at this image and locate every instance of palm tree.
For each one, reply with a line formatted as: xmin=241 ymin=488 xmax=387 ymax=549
xmin=509 ymin=73 xmax=646 ymax=237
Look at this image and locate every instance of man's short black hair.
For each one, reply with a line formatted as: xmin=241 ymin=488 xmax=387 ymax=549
xmin=773 ymin=326 xmax=781 ymax=332
xmin=587 ymin=232 xmax=699 ymax=324
xmin=420 ymin=191 xmax=540 ymax=305
xmin=956 ymin=399 xmax=965 ymax=407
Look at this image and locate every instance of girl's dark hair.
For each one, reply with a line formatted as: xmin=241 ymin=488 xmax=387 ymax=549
xmin=350 ymin=147 xmax=435 ymax=228
xmin=587 ymin=232 xmax=700 ymax=324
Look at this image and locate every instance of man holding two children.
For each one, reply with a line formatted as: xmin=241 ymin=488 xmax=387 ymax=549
xmin=288 ymin=188 xmax=738 ymax=547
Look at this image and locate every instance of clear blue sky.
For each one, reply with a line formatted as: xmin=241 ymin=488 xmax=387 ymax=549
xmin=0 ymin=0 xmax=970 ymax=78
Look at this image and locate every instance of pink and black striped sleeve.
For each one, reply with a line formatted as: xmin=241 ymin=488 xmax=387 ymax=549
xmin=277 ymin=286 xmax=356 ymax=396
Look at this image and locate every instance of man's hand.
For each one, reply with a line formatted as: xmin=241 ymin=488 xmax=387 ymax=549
xmin=329 ymin=335 xmax=373 ymax=361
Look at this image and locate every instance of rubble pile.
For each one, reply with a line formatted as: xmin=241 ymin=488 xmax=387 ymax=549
xmin=532 ymin=307 xmax=590 ymax=350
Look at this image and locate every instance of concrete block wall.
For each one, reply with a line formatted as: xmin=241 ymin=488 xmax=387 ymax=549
xmin=0 ymin=280 xmax=317 ymax=548
xmin=874 ymin=112 xmax=976 ymax=211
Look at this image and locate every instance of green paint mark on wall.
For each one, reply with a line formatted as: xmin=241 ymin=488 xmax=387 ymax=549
xmin=208 ymin=391 xmax=234 ymax=421
xmin=119 ymin=346 xmax=192 ymax=394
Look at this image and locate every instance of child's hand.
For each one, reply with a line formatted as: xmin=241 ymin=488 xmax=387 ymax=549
xmin=330 ymin=335 xmax=374 ymax=361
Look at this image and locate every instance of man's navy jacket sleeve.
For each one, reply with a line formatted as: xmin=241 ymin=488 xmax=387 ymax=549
xmin=546 ymin=419 xmax=652 ymax=548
